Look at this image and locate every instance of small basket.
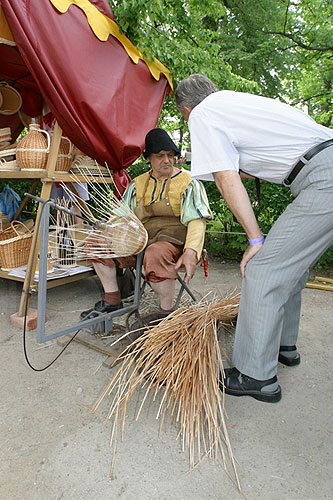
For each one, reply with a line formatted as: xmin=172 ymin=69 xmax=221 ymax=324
xmin=0 ymin=220 xmax=33 ymax=270
xmin=55 ymin=136 xmax=74 ymax=172
xmin=0 ymin=82 xmax=22 ymax=115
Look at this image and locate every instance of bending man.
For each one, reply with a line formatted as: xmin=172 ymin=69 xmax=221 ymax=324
xmin=175 ymin=73 xmax=333 ymax=403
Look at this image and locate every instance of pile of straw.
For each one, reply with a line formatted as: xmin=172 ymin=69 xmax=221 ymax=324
xmin=89 ymin=294 xmax=241 ymax=490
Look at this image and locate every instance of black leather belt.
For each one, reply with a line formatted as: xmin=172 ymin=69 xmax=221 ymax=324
xmin=283 ymin=138 xmax=333 ymax=186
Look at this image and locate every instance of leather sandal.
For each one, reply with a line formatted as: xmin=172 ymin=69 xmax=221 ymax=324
xmin=80 ymin=300 xmax=123 ymax=320
xmin=220 ymin=367 xmax=282 ymax=403
xmin=279 ymin=345 xmax=301 ymax=366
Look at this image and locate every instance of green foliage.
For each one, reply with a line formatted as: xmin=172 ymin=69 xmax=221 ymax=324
xmin=203 ymin=179 xmax=293 ymax=260
xmin=203 ymin=178 xmax=332 ymax=269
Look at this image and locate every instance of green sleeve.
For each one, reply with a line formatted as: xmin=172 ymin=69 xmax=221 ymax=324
xmin=180 ymin=179 xmax=213 ymax=225
xmin=121 ymin=180 xmax=136 ymax=211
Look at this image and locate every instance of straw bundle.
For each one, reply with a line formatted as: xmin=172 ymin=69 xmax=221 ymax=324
xmin=90 ymin=294 xmax=241 ymax=490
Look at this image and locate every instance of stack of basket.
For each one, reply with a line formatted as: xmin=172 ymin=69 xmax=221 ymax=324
xmin=0 ymin=127 xmax=11 ymax=150
xmin=0 ymin=220 xmax=33 ymax=271
xmin=0 ymin=143 xmax=18 ymax=171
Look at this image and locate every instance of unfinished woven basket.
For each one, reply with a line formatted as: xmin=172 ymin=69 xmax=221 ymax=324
xmin=0 ymin=220 xmax=33 ymax=270
xmin=16 ymin=123 xmax=50 ymax=170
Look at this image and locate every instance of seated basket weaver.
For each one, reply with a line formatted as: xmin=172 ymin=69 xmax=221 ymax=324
xmin=81 ymin=128 xmax=213 ymax=320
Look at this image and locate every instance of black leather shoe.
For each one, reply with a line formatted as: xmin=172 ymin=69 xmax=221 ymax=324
xmin=80 ymin=300 xmax=123 ymax=320
xmin=221 ymin=367 xmax=282 ymax=403
xmin=279 ymin=345 xmax=301 ymax=366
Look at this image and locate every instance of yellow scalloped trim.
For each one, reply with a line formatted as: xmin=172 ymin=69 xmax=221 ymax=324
xmin=49 ymin=0 xmax=173 ymax=90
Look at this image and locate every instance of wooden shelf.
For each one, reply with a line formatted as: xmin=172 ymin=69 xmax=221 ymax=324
xmin=0 ymin=268 xmax=95 ymax=289
xmin=0 ymin=122 xmax=115 ymax=317
xmin=0 ymin=169 xmax=113 ymax=183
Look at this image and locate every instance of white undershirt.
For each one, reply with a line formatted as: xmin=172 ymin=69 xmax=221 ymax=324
xmin=188 ymin=91 xmax=333 ymax=184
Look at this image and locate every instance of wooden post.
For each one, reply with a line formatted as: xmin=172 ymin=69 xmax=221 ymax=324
xmin=18 ymin=121 xmax=63 ymax=316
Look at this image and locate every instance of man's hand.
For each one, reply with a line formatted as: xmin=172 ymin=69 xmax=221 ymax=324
xmin=174 ymin=248 xmax=197 ymax=283
xmin=240 ymin=243 xmax=263 ymax=277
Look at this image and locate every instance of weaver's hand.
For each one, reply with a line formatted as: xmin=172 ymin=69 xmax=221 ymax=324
xmin=175 ymin=248 xmax=197 ymax=284
xmin=83 ymin=231 xmax=107 ymax=256
xmin=240 ymin=244 xmax=263 ymax=278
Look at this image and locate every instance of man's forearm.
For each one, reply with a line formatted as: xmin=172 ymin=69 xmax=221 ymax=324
xmin=213 ymin=171 xmax=262 ymax=239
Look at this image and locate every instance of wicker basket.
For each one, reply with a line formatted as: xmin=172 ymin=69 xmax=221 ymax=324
xmin=16 ymin=123 xmax=50 ymax=170
xmin=0 ymin=144 xmax=18 ymax=171
xmin=55 ymin=136 xmax=74 ymax=172
xmin=0 ymin=82 xmax=22 ymax=115
xmin=0 ymin=220 xmax=33 ymax=270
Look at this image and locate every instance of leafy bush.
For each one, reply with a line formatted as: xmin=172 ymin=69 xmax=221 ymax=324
xmin=203 ymin=178 xmax=333 ymax=269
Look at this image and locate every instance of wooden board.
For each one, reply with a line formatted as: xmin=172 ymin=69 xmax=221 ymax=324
xmin=57 ymin=325 xmax=132 ymax=367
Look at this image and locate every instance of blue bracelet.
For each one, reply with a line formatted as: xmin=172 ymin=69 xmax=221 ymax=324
xmin=248 ymin=235 xmax=265 ymax=246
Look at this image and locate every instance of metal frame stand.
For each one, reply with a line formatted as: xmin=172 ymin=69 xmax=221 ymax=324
xmin=35 ymin=198 xmax=144 ymax=343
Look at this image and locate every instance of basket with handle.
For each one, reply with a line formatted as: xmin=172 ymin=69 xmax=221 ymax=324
xmin=16 ymin=123 xmax=50 ymax=171
xmin=0 ymin=220 xmax=33 ymax=270
xmin=55 ymin=136 xmax=74 ymax=172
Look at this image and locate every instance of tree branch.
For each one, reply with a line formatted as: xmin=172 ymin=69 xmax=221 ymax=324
xmin=263 ymin=30 xmax=333 ymax=51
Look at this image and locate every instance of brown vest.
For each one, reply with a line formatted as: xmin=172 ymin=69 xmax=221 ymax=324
xmin=134 ymin=171 xmax=186 ymax=246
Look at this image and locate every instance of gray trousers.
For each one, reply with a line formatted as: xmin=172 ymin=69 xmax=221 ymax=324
xmin=232 ymin=147 xmax=333 ymax=380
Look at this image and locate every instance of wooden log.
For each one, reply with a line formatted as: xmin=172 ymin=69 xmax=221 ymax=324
xmin=306 ymin=283 xmax=333 ymax=291
xmin=314 ymin=276 xmax=333 ymax=284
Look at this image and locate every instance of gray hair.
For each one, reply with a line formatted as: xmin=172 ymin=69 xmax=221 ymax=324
xmin=175 ymin=74 xmax=218 ymax=112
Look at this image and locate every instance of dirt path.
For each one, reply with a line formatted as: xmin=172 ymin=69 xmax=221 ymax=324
xmin=0 ymin=260 xmax=332 ymax=500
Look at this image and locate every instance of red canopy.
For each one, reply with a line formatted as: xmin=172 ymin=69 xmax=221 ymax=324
xmin=0 ymin=0 xmax=172 ymax=192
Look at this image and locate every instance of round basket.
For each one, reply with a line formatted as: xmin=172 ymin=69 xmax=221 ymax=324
xmin=55 ymin=136 xmax=74 ymax=173
xmin=16 ymin=123 xmax=50 ymax=170
xmin=0 ymin=82 xmax=22 ymax=115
